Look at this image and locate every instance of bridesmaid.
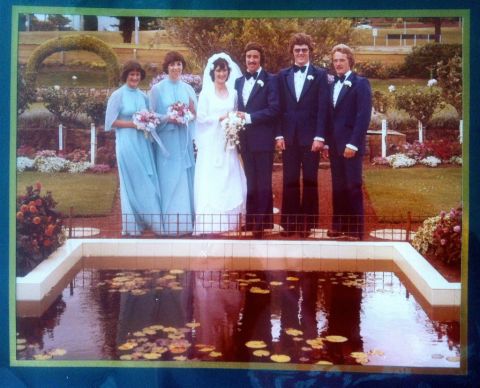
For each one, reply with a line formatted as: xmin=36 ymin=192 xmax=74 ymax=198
xmin=105 ymin=60 xmax=163 ymax=236
xmin=150 ymin=51 xmax=197 ymax=235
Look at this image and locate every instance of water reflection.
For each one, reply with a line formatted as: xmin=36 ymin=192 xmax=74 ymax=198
xmin=16 ymin=268 xmax=460 ymax=367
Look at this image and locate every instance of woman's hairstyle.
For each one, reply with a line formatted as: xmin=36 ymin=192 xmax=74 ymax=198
xmin=162 ymin=51 xmax=187 ymax=74
xmin=331 ymin=44 xmax=355 ymax=68
xmin=288 ymin=32 xmax=314 ymax=54
xmin=120 ymin=60 xmax=146 ymax=82
xmin=243 ymin=42 xmax=265 ymax=65
xmin=209 ymin=58 xmax=231 ymax=81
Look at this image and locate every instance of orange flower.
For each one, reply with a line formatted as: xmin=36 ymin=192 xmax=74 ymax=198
xmin=29 ymin=206 xmax=37 ymax=213
xmin=43 ymin=239 xmax=52 ymax=247
xmin=28 ymin=201 xmax=36 ymax=207
xmin=16 ymin=212 xmax=24 ymax=220
xmin=20 ymin=205 xmax=28 ymax=212
xmin=45 ymin=224 xmax=55 ymax=236
xmin=33 ymin=217 xmax=41 ymax=225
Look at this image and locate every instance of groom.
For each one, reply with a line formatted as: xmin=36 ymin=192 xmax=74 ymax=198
xmin=235 ymin=42 xmax=280 ymax=235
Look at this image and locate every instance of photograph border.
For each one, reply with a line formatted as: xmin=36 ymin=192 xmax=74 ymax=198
xmin=2 ymin=1 xmax=478 ymax=386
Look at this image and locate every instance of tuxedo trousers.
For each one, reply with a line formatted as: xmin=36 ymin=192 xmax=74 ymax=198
xmin=241 ymin=150 xmax=274 ymax=230
xmin=281 ymin=144 xmax=320 ymax=231
xmin=329 ymin=152 xmax=364 ymax=239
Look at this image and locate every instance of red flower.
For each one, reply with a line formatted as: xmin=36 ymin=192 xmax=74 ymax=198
xmin=29 ymin=206 xmax=38 ymax=213
xmin=43 ymin=239 xmax=52 ymax=247
xmin=20 ymin=205 xmax=28 ymax=213
xmin=33 ymin=217 xmax=41 ymax=225
xmin=16 ymin=212 xmax=24 ymax=220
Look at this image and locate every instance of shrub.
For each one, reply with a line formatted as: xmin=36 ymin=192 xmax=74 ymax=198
xmin=84 ymin=95 xmax=107 ymax=126
xmin=65 ymin=149 xmax=89 ymax=163
xmin=150 ymin=73 xmax=202 ymax=94
xmin=395 ymin=85 xmax=442 ymax=127
xmin=385 ymin=153 xmax=416 ymax=168
xmin=96 ymin=145 xmax=117 ymax=167
xmin=16 ymin=182 xmax=65 ymax=276
xmin=402 ymin=43 xmax=462 ymax=78
xmin=17 ymin=145 xmax=37 ymax=158
xmin=89 ymin=164 xmax=112 ymax=173
xmin=429 ymin=105 xmax=460 ymax=130
xmin=419 ymin=156 xmax=442 ymax=167
xmin=436 ymin=54 xmax=462 ymax=115
xmin=41 ymin=86 xmax=89 ymax=127
xmin=17 ymin=65 xmax=36 ymax=116
xmin=425 ymin=139 xmax=462 ymax=161
xmin=412 ymin=206 xmax=462 ymax=266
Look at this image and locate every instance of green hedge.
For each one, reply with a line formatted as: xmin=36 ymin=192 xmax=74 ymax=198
xmin=402 ymin=43 xmax=462 ymax=78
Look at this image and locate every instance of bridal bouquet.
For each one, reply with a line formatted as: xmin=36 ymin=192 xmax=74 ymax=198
xmin=133 ymin=110 xmax=161 ymax=139
xmin=167 ymin=101 xmax=194 ymax=124
xmin=221 ymin=112 xmax=246 ymax=150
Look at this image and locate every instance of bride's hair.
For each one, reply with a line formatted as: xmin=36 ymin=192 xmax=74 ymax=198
xmin=209 ymin=58 xmax=231 ymax=81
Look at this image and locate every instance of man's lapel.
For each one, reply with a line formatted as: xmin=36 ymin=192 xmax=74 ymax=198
xmin=334 ymin=73 xmax=354 ymax=109
xmin=298 ymin=65 xmax=315 ymax=101
xmin=237 ymin=76 xmax=247 ymax=110
xmin=286 ymin=67 xmax=296 ymax=102
xmin=246 ymin=70 xmax=264 ymax=107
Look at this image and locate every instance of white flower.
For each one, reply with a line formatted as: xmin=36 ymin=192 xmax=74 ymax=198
xmin=67 ymin=161 xmax=92 ymax=174
xmin=344 ymin=80 xmax=352 ymax=87
xmin=307 ymin=75 xmax=314 ymax=81
xmin=53 ymin=85 xmax=60 ymax=91
xmin=34 ymin=156 xmax=69 ymax=173
xmin=420 ymin=156 xmax=441 ymax=167
xmin=386 ymin=153 xmax=416 ymax=168
xmin=427 ymin=78 xmax=438 ymax=87
xmin=388 ymin=85 xmax=396 ymax=93
xmin=16 ymin=157 xmax=35 ymax=172
xmin=221 ymin=112 xmax=246 ymax=150
xmin=72 ymin=75 xmax=78 ymax=80
xmin=256 ymin=79 xmax=264 ymax=87
xmin=449 ymin=156 xmax=462 ymax=165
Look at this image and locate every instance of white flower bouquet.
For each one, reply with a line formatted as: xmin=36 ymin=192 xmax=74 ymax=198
xmin=166 ymin=101 xmax=194 ymax=125
xmin=221 ymin=112 xmax=246 ymax=150
xmin=133 ymin=110 xmax=161 ymax=139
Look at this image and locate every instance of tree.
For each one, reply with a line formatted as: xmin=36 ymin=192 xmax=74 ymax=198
xmin=436 ymin=54 xmax=462 ymax=117
xmin=83 ymin=15 xmax=98 ymax=31
xmin=162 ymin=18 xmax=354 ymax=73
xmin=115 ymin=17 xmax=162 ymax=43
xmin=47 ymin=14 xmax=72 ymax=31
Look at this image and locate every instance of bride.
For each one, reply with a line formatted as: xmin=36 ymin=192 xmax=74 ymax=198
xmin=193 ymin=53 xmax=247 ymax=234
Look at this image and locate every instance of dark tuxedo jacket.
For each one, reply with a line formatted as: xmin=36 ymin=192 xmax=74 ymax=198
xmin=326 ymin=72 xmax=372 ymax=156
xmin=234 ymin=70 xmax=280 ymax=152
xmin=277 ymin=64 xmax=329 ymax=147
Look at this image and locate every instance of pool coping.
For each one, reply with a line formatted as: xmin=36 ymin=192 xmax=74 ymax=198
xmin=16 ymin=239 xmax=461 ymax=306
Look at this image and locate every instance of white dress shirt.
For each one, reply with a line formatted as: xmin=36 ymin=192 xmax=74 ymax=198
xmin=242 ymin=67 xmax=262 ymax=124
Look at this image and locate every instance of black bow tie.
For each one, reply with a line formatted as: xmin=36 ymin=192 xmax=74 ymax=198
xmin=334 ymin=74 xmax=346 ymax=83
xmin=293 ymin=65 xmax=307 ymax=73
xmin=245 ymin=71 xmax=258 ymax=80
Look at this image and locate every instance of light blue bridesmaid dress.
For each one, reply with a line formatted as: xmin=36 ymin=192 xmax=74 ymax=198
xmin=105 ymin=84 xmax=163 ymax=235
xmin=150 ymin=78 xmax=197 ymax=235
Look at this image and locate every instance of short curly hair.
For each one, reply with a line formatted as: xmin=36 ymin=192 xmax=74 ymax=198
xmin=244 ymin=42 xmax=265 ymax=65
xmin=288 ymin=32 xmax=314 ymax=55
xmin=209 ymin=58 xmax=231 ymax=82
xmin=162 ymin=51 xmax=187 ymax=74
xmin=120 ymin=60 xmax=146 ymax=83
xmin=331 ymin=44 xmax=355 ymax=68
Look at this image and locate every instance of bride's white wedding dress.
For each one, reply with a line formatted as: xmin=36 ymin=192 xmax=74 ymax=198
xmin=193 ymin=88 xmax=247 ymax=234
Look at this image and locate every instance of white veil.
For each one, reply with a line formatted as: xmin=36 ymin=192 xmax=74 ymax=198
xmin=202 ymin=52 xmax=242 ymax=94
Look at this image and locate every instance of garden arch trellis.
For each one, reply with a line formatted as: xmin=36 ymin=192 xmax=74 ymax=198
xmin=25 ymin=34 xmax=120 ymax=87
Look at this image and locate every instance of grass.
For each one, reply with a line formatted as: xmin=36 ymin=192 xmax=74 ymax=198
xmin=369 ymin=78 xmax=426 ymax=92
xmin=17 ymin=172 xmax=118 ymax=216
xmin=363 ymin=166 xmax=462 ymax=220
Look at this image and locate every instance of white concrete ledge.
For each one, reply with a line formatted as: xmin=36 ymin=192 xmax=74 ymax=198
xmin=16 ymin=239 xmax=461 ymax=307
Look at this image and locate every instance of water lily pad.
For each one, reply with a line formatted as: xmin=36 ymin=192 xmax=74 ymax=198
xmin=118 ymin=342 xmax=137 ymax=351
xmin=149 ymin=325 xmax=164 ymax=331
xmin=169 ymin=344 xmax=189 ymax=354
xmin=325 ymin=335 xmax=348 ymax=343
xmin=270 ymin=354 xmax=291 ymax=363
xmin=133 ymin=331 xmax=146 ymax=337
xmin=293 ymin=337 xmax=303 ymax=342
xmin=301 ymin=347 xmax=312 ymax=352
xmin=168 ymin=333 xmax=185 ymax=340
xmin=173 ymin=355 xmax=188 ymax=361
xmin=299 ymin=357 xmax=310 ymax=362
xmin=16 ymin=345 xmax=26 ymax=351
xmin=186 ymin=322 xmax=201 ymax=329
xmin=369 ymin=349 xmax=385 ymax=356
xmin=50 ymin=348 xmax=67 ymax=356
xmin=285 ymin=328 xmax=303 ymax=337
xmin=33 ymin=353 xmax=53 ymax=360
xmin=143 ymin=352 xmax=162 ymax=360
xmin=248 ymin=278 xmax=262 ymax=283
xmin=250 ymin=287 xmax=270 ymax=294
xmin=162 ymin=327 xmax=178 ymax=333
xmin=269 ymin=281 xmax=283 ymax=286
xmin=286 ymin=276 xmax=299 ymax=281
xmin=143 ymin=329 xmax=157 ymax=336
xmin=163 ymin=275 xmax=176 ymax=280
xmin=197 ymin=345 xmax=216 ymax=353
xmin=446 ymin=356 xmax=460 ymax=362
xmin=170 ymin=269 xmax=184 ymax=275
xmin=246 ymin=273 xmax=257 ymax=277
xmin=171 ymin=286 xmax=183 ymax=290
xmin=245 ymin=340 xmax=267 ymax=349
xmin=17 ymin=338 xmax=27 ymax=345
xmin=119 ymin=354 xmax=133 ymax=361
xmin=316 ymin=360 xmax=333 ymax=365
xmin=209 ymin=351 xmax=222 ymax=358
xmin=350 ymin=352 xmax=367 ymax=358
xmin=253 ymin=349 xmax=270 ymax=357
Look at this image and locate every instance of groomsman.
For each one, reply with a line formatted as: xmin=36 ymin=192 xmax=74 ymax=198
xmin=276 ymin=33 xmax=329 ymax=235
xmin=326 ymin=44 xmax=372 ymax=240
xmin=235 ymin=42 xmax=280 ymax=235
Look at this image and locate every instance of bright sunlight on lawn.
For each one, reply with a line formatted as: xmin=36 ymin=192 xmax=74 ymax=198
xmin=363 ymin=166 xmax=462 ymax=219
xmin=17 ymin=172 xmax=118 ymax=216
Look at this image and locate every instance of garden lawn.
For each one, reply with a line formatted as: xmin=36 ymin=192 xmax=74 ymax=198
xmin=363 ymin=166 xmax=462 ymax=220
xmin=17 ymin=172 xmax=118 ymax=216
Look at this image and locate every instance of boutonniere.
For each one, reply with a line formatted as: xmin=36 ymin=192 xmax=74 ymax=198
xmin=307 ymin=75 xmax=314 ymax=81
xmin=256 ymin=79 xmax=264 ymax=87
xmin=327 ymin=74 xmax=335 ymax=84
xmin=344 ymin=80 xmax=352 ymax=87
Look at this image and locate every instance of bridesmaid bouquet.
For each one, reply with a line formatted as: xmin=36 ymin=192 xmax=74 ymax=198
xmin=167 ymin=101 xmax=194 ymax=124
xmin=221 ymin=112 xmax=246 ymax=150
xmin=133 ymin=110 xmax=161 ymax=139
